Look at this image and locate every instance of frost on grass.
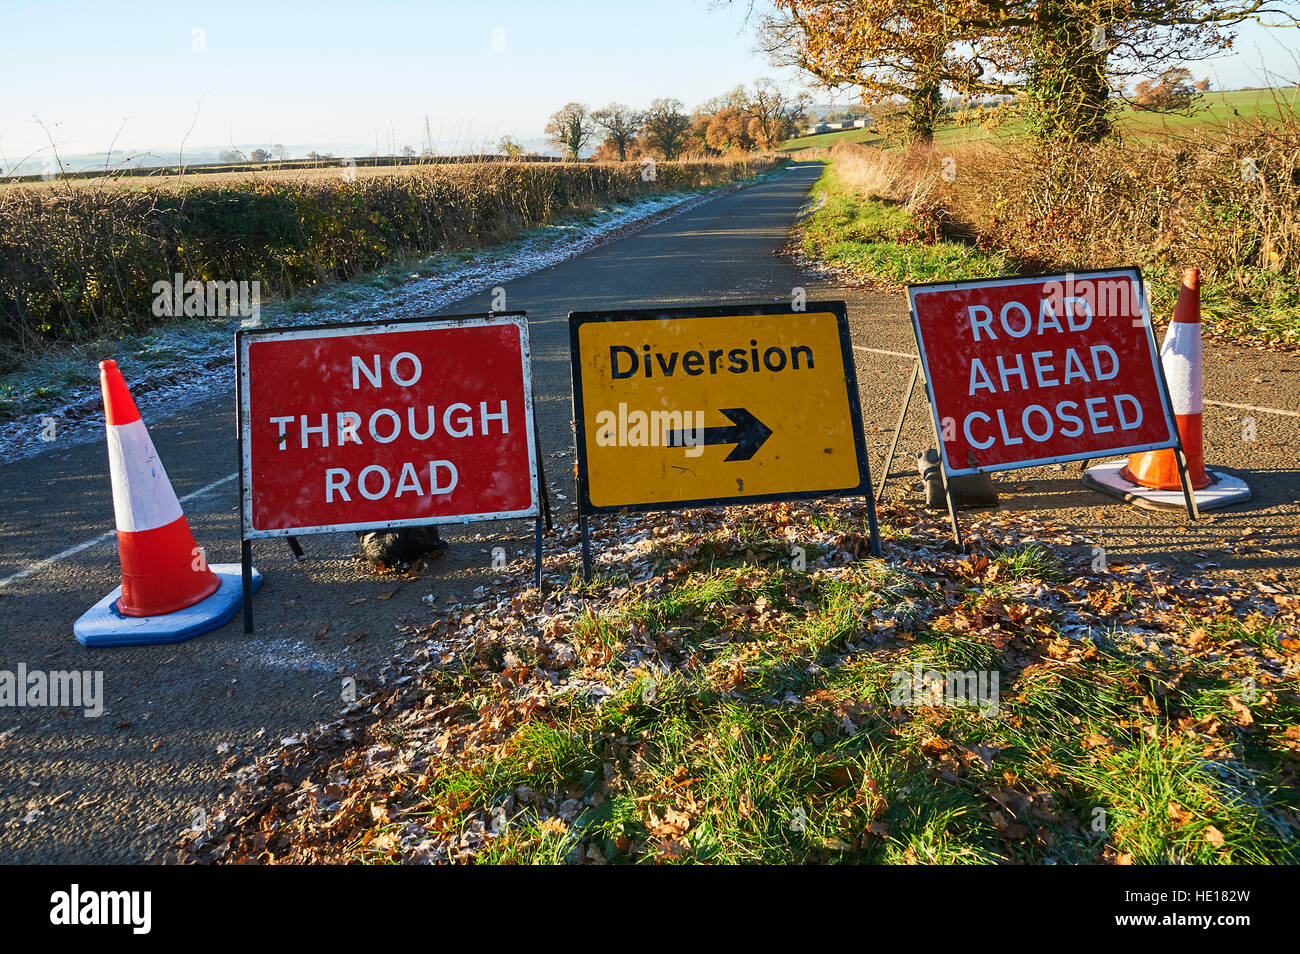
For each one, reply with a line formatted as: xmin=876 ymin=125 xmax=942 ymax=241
xmin=162 ymin=500 xmax=1299 ymax=866
xmin=0 ymin=186 xmax=737 ymax=461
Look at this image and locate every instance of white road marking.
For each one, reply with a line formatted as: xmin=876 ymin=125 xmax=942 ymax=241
xmin=0 ymin=472 xmax=237 ymax=589
xmin=1204 ymin=400 xmax=1300 ymax=419
xmin=853 ymin=345 xmax=920 ymax=361
xmin=850 ymin=346 xmax=1299 ymax=418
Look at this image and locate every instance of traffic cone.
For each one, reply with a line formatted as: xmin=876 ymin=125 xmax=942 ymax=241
xmin=99 ymin=360 xmax=220 ymax=615
xmin=74 ymin=361 xmax=261 ymax=647
xmin=1121 ymin=268 xmax=1210 ymax=491
xmin=1083 ymin=268 xmax=1251 ymax=512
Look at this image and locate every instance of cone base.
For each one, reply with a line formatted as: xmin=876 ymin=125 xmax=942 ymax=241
xmin=75 ymin=564 xmax=262 ymax=648
xmin=1084 ymin=461 xmax=1251 ymax=513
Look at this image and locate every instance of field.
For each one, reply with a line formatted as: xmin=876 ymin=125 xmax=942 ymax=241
xmin=780 ymin=87 xmax=1300 ymax=152
xmin=0 ymin=156 xmax=561 ymax=192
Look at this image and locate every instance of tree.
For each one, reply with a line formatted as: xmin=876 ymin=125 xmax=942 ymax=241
xmin=545 ymin=102 xmax=595 ymax=159
xmin=761 ymin=1 xmax=965 ymax=144
xmin=764 ymin=0 xmax=1299 ymax=144
xmin=250 ymin=148 xmax=272 ymax=162
xmin=642 ymin=98 xmax=691 ymax=160
xmin=1133 ymin=66 xmax=1202 ymax=109
xmin=400 ymin=144 xmax=416 ymax=157
xmin=592 ymin=103 xmax=644 ymax=161
xmin=498 ymin=135 xmax=525 ymax=158
xmin=706 ymin=106 xmax=759 ymax=152
xmin=744 ymin=79 xmax=812 ymax=147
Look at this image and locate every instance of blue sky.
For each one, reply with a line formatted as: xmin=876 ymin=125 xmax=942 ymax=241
xmin=2 ymin=0 xmax=1297 ymax=165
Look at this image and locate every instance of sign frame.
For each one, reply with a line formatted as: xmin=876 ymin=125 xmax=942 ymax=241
xmin=904 ymin=267 xmax=1197 ymax=542
xmin=568 ymin=301 xmax=880 ymax=575
xmin=235 ymin=311 xmax=549 ymax=630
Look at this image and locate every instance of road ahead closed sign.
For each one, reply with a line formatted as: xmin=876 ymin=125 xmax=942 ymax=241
xmin=569 ymin=303 xmax=871 ymax=513
xmin=237 ymin=314 xmax=539 ymax=536
xmin=909 ymin=270 xmax=1180 ymax=476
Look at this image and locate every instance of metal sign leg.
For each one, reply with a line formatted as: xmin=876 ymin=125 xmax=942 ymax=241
xmin=579 ymin=514 xmax=593 ymax=581
xmin=864 ymin=494 xmax=883 ymax=558
xmin=924 ymin=400 xmax=962 ymax=546
xmin=241 ymin=539 xmax=254 ymax=633
xmin=940 ymin=471 xmax=963 ymax=547
xmin=534 ymin=430 xmax=554 ymax=533
xmin=1173 ymin=445 xmax=1201 ymax=521
xmin=533 ymin=515 xmax=544 ymax=588
xmin=877 ymin=359 xmax=920 ymax=503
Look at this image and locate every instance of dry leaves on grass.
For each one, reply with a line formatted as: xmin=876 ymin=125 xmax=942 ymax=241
xmin=160 ymin=499 xmax=1298 ymax=865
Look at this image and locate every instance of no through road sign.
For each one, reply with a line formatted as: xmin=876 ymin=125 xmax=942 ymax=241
xmin=237 ymin=313 xmax=540 ymax=537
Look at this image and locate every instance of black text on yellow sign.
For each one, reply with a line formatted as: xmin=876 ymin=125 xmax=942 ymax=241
xmin=569 ymin=303 xmax=873 ymax=513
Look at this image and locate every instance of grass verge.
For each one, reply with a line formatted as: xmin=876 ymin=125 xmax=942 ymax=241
xmin=796 ymin=162 xmax=1013 ymax=287
xmin=164 ymin=501 xmax=1299 ymax=865
xmin=796 ymin=145 xmax=1299 ymax=350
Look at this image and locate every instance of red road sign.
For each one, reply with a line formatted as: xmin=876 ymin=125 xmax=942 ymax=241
xmin=909 ymin=269 xmax=1179 ymax=476
xmin=237 ymin=314 xmax=539 ymax=536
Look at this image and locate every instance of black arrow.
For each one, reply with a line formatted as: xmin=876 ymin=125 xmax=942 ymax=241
xmin=666 ymin=407 xmax=773 ymax=462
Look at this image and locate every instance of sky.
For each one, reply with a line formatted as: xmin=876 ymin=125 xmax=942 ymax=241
xmin=2 ymin=0 xmax=1297 ymax=168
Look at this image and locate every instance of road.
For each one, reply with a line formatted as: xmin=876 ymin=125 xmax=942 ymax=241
xmin=1 ymin=162 xmax=1297 ymax=863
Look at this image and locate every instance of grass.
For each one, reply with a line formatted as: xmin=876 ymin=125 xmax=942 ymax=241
xmin=167 ymin=501 xmax=1300 ymax=865
xmin=796 ymin=161 xmax=1014 ymax=286
xmin=793 ymin=93 xmax=1300 ymax=348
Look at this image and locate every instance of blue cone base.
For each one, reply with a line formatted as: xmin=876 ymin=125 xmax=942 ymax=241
xmin=74 ymin=564 xmax=263 ymax=648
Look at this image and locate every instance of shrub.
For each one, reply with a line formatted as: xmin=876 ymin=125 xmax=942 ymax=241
xmin=0 ymin=156 xmax=781 ymax=367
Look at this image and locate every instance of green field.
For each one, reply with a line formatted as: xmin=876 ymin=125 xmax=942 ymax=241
xmin=780 ymin=87 xmax=1300 ymax=152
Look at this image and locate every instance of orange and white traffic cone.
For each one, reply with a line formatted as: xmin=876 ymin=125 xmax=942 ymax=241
xmin=75 ymin=360 xmax=260 ymax=647
xmin=1083 ymin=268 xmax=1251 ymax=512
xmin=1121 ymin=268 xmax=1210 ymax=491
xmin=99 ymin=359 xmax=220 ymax=615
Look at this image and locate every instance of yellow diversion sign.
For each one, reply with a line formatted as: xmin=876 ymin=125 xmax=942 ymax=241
xmin=569 ymin=303 xmax=873 ymax=513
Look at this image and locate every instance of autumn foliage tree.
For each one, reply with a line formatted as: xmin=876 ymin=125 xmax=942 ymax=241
xmin=765 ymin=0 xmax=1299 ymax=143
xmin=694 ymin=82 xmax=811 ymax=153
xmin=761 ymin=1 xmax=980 ymax=144
xmin=746 ymin=78 xmax=812 ymax=146
xmin=642 ymin=98 xmax=692 ymax=159
xmin=1132 ymin=66 xmax=1203 ymax=109
xmin=592 ymin=103 xmax=644 ymax=161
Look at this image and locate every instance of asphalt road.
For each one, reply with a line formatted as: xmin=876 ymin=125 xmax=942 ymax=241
xmin=1 ymin=162 xmax=1296 ymax=863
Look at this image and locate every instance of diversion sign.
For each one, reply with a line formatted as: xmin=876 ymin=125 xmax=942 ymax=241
xmin=569 ymin=302 xmax=872 ymax=513
xmin=909 ymin=269 xmax=1180 ymax=476
xmin=236 ymin=313 xmax=539 ymax=537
